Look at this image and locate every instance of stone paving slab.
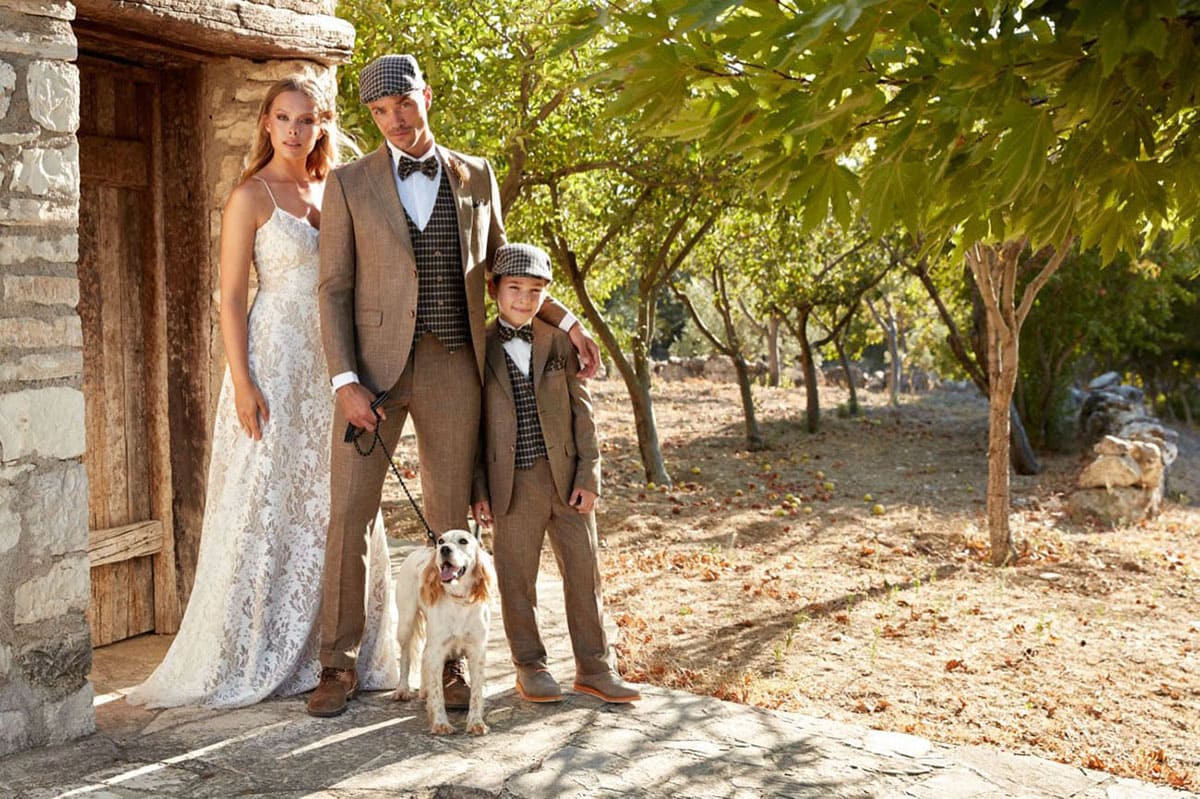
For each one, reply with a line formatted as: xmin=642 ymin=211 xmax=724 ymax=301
xmin=0 ymin=543 xmax=1194 ymax=798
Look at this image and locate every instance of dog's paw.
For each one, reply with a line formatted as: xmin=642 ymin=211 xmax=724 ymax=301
xmin=392 ymin=687 xmax=417 ymax=702
xmin=465 ymin=719 xmax=488 ymax=736
xmin=430 ymin=721 xmax=455 ymax=735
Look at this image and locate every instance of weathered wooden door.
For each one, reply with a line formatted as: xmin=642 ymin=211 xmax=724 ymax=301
xmin=77 ymin=57 xmax=179 ymax=647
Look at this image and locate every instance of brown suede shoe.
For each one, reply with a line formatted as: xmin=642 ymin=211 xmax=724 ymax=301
xmin=307 ymin=667 xmax=358 ymax=717
xmin=574 ymin=671 xmax=641 ymax=704
xmin=515 ymin=665 xmax=563 ymax=703
xmin=443 ymin=659 xmax=470 ymax=710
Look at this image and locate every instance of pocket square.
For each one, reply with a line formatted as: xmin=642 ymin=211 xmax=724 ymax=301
xmin=544 ymin=356 xmax=569 ymax=373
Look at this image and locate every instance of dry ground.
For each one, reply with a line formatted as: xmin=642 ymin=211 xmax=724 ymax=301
xmin=386 ymin=377 xmax=1199 ymax=789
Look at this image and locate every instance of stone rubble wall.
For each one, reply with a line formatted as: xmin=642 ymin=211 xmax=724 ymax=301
xmin=1069 ymin=372 xmax=1180 ymax=526
xmin=0 ymin=0 xmax=95 ymax=757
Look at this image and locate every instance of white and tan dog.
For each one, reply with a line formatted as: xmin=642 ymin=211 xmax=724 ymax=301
xmin=392 ymin=529 xmax=494 ymax=735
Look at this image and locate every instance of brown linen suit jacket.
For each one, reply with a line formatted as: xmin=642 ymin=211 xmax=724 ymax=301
xmin=318 ymin=144 xmax=567 ymax=392
xmin=473 ymin=318 xmax=602 ymax=517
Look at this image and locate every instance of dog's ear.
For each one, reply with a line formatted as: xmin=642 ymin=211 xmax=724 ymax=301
xmin=469 ymin=549 xmax=495 ymax=604
xmin=420 ymin=559 xmax=442 ymax=606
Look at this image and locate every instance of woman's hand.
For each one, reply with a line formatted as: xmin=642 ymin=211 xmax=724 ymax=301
xmin=235 ymin=382 xmax=270 ymax=440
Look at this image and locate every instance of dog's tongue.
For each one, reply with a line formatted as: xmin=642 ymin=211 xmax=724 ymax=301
xmin=440 ymin=563 xmax=459 ymax=582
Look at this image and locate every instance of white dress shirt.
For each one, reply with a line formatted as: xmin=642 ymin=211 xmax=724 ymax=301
xmin=386 ymin=138 xmax=441 ymax=232
xmin=498 ymin=320 xmax=534 ymax=377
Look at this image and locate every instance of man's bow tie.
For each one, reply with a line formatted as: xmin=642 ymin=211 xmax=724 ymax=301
xmin=397 ymin=157 xmax=439 ymax=180
xmin=499 ymin=324 xmax=533 ymax=343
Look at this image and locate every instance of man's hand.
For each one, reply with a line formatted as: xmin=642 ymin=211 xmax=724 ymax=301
xmin=471 ymin=499 xmax=493 ymax=529
xmin=569 ymin=488 xmax=597 ymax=514
xmin=567 ymin=322 xmax=602 ymax=379
xmin=337 ymin=382 xmax=386 ymax=433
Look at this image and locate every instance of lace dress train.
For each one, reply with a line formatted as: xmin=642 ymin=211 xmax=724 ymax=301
xmin=126 ymin=200 xmax=398 ymax=708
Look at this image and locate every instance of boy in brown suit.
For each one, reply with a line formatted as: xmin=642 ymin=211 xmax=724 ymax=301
xmin=471 ymin=243 xmax=639 ymax=704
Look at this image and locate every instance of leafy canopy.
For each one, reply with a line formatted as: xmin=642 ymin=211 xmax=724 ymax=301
xmin=590 ymin=0 xmax=1200 ymax=261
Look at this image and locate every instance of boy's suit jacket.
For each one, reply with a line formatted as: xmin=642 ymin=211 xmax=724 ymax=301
xmin=474 ymin=317 xmax=601 ymax=516
xmin=318 ymin=144 xmax=567 ymax=393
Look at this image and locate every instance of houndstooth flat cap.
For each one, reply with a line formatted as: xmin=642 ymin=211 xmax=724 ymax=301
xmin=492 ymin=243 xmax=553 ymax=282
xmin=359 ymin=54 xmax=426 ymax=104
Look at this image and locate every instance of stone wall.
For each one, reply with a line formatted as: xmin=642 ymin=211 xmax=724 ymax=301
xmin=0 ymin=0 xmax=94 ymax=756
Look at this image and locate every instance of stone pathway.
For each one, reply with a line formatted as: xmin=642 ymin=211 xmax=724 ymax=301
xmin=0 ymin=542 xmax=1193 ymax=798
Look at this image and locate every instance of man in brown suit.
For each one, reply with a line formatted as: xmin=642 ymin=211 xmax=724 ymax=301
xmin=309 ymin=55 xmax=598 ymax=717
xmin=472 ymin=243 xmax=639 ymax=705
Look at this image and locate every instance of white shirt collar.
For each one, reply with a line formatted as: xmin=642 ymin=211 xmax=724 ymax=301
xmin=386 ymin=137 xmax=438 ymax=165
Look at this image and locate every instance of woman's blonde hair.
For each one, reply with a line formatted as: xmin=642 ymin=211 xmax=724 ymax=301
xmin=238 ymin=76 xmax=337 ymax=184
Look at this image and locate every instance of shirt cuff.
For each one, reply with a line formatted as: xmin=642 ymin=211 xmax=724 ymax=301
xmin=331 ymin=371 xmax=359 ymax=392
xmin=558 ymin=311 xmax=579 ymax=333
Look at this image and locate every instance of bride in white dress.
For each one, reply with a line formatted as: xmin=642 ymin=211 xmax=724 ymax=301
xmin=126 ymin=77 xmax=398 ymax=708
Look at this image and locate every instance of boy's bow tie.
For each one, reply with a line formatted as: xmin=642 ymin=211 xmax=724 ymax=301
xmin=499 ymin=324 xmax=533 ymax=343
xmin=397 ymin=157 xmax=438 ymax=180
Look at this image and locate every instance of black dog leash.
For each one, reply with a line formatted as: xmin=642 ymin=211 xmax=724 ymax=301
xmin=345 ymin=391 xmax=437 ymax=545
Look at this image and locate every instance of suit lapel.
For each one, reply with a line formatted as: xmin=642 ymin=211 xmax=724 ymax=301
xmin=366 ymin=146 xmax=414 ymax=254
xmin=486 ymin=328 xmax=515 ymax=401
xmin=438 ymin=144 xmax=474 ymax=275
xmin=531 ymin=322 xmax=551 ymax=392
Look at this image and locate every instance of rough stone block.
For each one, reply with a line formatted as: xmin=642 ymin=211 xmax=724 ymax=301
xmin=1077 ymin=454 xmax=1141 ymax=489
xmin=0 ymin=18 xmax=76 ymax=59
xmin=1068 ymin=486 xmax=1160 ymax=527
xmin=0 ymin=350 xmax=82 ymax=382
xmin=41 ymin=682 xmax=94 ymax=744
xmin=22 ymin=461 xmax=87 ymax=556
xmin=0 ymin=641 xmax=11 ymax=675
xmin=0 ymin=386 xmax=86 ymax=459
xmin=7 ymin=141 xmax=80 ymax=196
xmin=0 ymin=231 xmax=77 ymax=264
xmin=0 ymin=316 xmax=82 ymax=348
xmin=26 ymin=60 xmax=78 ymax=133
xmin=0 ymin=483 xmax=18 ymax=553
xmin=20 ymin=629 xmax=91 ymax=697
xmin=14 ymin=556 xmax=89 ymax=624
xmin=0 ymin=710 xmax=29 ymax=756
xmin=2 ymin=274 xmax=78 ymax=306
xmin=1094 ymin=435 xmax=1131 ymax=457
xmin=0 ymin=197 xmax=76 ymax=225
xmin=0 ymin=59 xmax=14 ymax=119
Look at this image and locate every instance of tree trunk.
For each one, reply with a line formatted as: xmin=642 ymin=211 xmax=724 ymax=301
xmin=866 ymin=297 xmax=900 ymax=407
xmin=732 ymin=355 xmax=765 ymax=449
xmin=967 ymin=239 xmax=1072 ymax=566
xmin=968 ymin=243 xmax=1018 ymax=567
xmin=767 ymin=315 xmax=781 ymax=387
xmin=555 ymin=247 xmax=671 ymax=487
xmin=1009 ymin=402 xmax=1043 ymax=475
xmin=834 ymin=334 xmax=859 ymax=417
xmin=796 ymin=309 xmax=820 ymax=433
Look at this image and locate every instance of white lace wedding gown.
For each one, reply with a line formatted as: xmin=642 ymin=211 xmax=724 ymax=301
xmin=126 ymin=186 xmax=399 ymax=708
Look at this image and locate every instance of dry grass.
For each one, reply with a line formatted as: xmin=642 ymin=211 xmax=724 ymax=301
xmin=587 ymin=378 xmax=1200 ymax=790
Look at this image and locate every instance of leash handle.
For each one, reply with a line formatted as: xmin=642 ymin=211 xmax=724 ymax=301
xmin=345 ymin=391 xmax=437 ymax=545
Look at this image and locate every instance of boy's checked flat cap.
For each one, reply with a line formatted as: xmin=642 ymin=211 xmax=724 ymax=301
xmin=492 ymin=243 xmax=553 ymax=282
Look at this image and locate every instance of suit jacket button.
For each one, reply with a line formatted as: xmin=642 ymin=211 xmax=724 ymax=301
xmin=410 ymin=310 xmax=416 ymax=318
xmin=411 ymin=269 xmax=417 ymax=278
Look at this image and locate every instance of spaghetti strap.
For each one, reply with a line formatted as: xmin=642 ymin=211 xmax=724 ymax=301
xmin=252 ymin=175 xmax=279 ymax=209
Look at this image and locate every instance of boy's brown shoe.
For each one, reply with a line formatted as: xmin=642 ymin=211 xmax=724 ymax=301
xmin=307 ymin=667 xmax=358 ymax=717
xmin=515 ymin=666 xmax=564 ymax=703
xmin=574 ymin=672 xmax=641 ymax=704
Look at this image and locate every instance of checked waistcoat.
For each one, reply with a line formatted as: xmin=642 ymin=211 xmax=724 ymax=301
xmin=504 ymin=352 xmax=549 ymax=469
xmin=404 ymin=171 xmax=470 ymax=351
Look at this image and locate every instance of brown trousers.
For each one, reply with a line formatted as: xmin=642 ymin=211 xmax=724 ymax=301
xmin=320 ymin=335 xmax=480 ymax=669
xmin=492 ymin=458 xmax=613 ymax=678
